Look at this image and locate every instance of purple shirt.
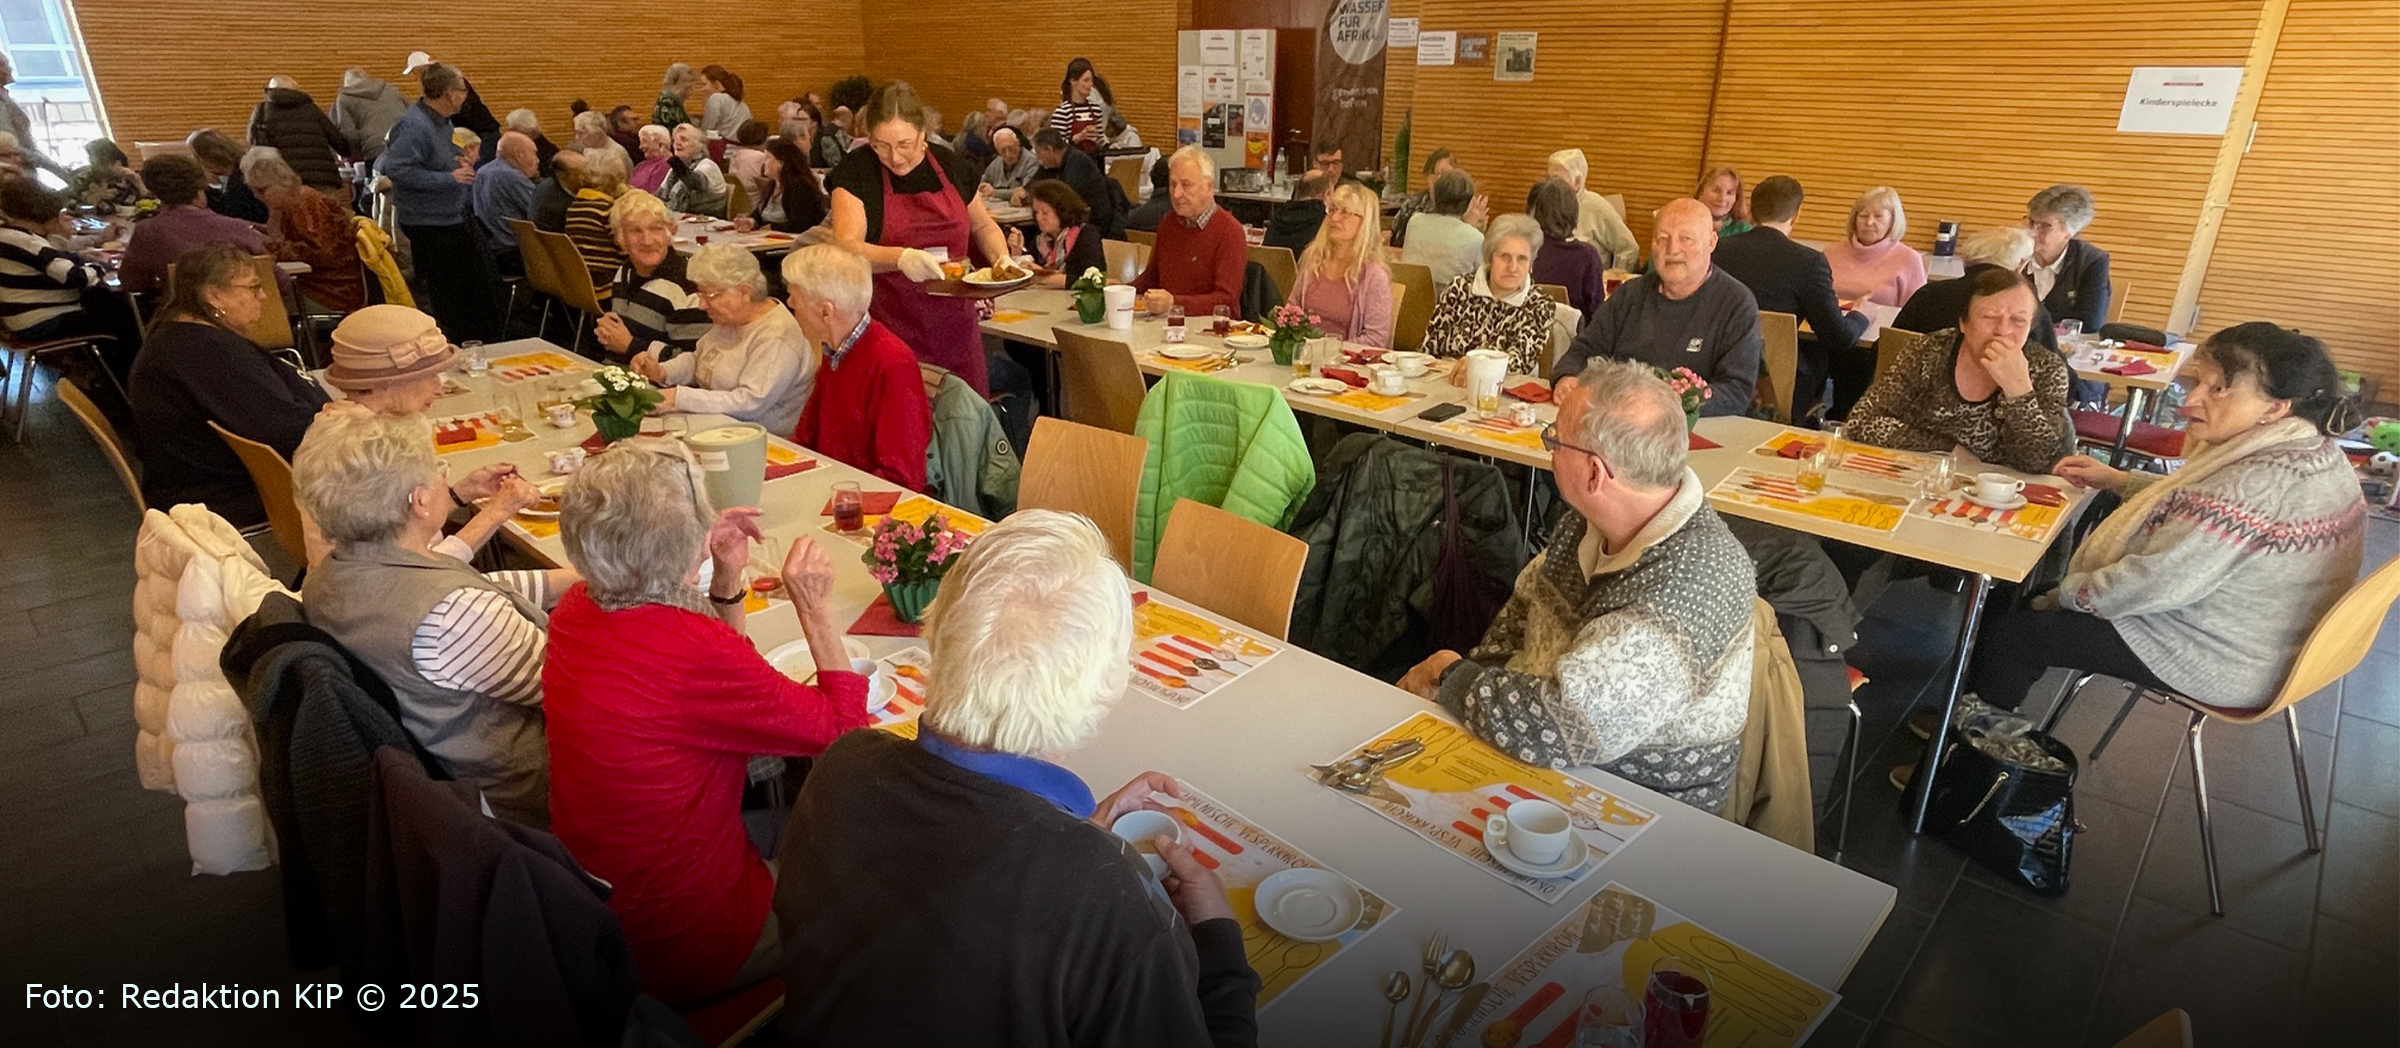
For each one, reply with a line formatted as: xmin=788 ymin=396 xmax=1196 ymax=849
xmin=119 ymin=206 xmax=285 ymax=295
xmin=1532 ymin=237 xmax=1609 ymax=316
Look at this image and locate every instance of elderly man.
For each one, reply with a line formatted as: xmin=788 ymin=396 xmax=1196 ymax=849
xmin=1711 ymin=175 xmax=1865 ymax=420
xmin=980 ymin=126 xmax=1039 ymax=195
xmin=597 ymin=189 xmax=708 ymax=363
xmin=377 ymin=61 xmax=499 ymax=340
xmin=1022 ymin=127 xmax=1116 ymax=232
xmin=1132 ymin=145 xmax=1245 ymax=316
xmin=472 ymin=130 xmax=540 ymax=273
xmin=1399 ymin=170 xmax=1486 ymax=287
xmin=1262 ymin=171 xmax=1327 ymax=255
xmin=774 ymin=510 xmax=1260 ymax=1045
xmin=1894 ymin=227 xmax=2059 ymax=356
xmin=783 ymin=245 xmax=931 ymax=489
xmin=1555 ymin=198 xmax=1762 ymax=416
xmin=532 ymin=148 xmax=582 ymax=233
xmin=1402 ymin=359 xmax=1756 ymax=811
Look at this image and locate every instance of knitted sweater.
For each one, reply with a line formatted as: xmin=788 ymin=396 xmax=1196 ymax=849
xmin=1847 ymin=328 xmax=2074 ymax=475
xmin=1420 ymin=271 xmax=1558 ymax=375
xmin=1823 ymin=237 xmax=1928 ymax=309
xmin=2061 ymin=422 xmax=2366 ymax=710
xmin=1437 ymin=473 xmax=1757 ymax=811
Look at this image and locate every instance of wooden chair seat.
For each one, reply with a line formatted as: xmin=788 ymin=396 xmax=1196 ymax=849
xmin=1017 ymin=416 xmax=1149 ymax=570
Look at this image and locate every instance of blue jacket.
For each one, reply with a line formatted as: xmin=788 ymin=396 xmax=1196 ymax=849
xmin=377 ymin=101 xmax=466 ymax=227
xmin=470 ymin=162 xmax=536 ymax=248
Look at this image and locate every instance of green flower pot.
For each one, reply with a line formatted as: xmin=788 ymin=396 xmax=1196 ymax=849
xmin=1270 ymin=335 xmax=1301 ymax=367
xmin=1075 ymin=293 xmax=1107 ymax=325
xmin=1686 ymin=407 xmax=1701 ymax=432
xmin=883 ymin=577 xmax=942 ymax=623
xmin=593 ymin=412 xmax=643 ymax=443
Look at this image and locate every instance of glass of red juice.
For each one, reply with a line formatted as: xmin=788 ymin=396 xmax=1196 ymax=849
xmin=1640 ymin=956 xmax=1710 ymax=1048
xmin=832 ymin=481 xmax=865 ymax=532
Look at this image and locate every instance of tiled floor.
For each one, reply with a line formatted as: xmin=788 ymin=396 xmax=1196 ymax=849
xmin=1 ymin=372 xmax=2393 ymax=1046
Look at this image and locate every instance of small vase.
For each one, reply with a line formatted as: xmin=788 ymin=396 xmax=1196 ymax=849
xmin=1075 ymin=293 xmax=1106 ymax=325
xmin=593 ymin=412 xmax=642 ymax=443
xmin=1686 ymin=407 xmax=1701 ymax=432
xmin=883 ymin=577 xmax=942 ymax=624
xmin=1270 ymin=335 xmax=1299 ymax=368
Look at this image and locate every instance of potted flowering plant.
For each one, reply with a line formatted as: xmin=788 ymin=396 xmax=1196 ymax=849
xmin=577 ymin=365 xmax=663 ymax=442
xmin=1654 ymin=366 xmax=1712 ymax=430
xmin=864 ymin=513 xmax=974 ymax=623
xmin=1265 ymin=303 xmax=1324 ymax=368
xmin=1070 ymin=266 xmax=1109 ymax=324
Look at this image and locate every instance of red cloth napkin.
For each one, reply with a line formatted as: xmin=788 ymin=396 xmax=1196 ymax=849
xmin=1505 ymin=382 xmax=1552 ymax=404
xmin=2102 ymin=359 xmax=2158 ymax=376
xmin=1774 ymin=440 xmax=1825 ymax=459
xmin=765 ymin=458 xmax=819 ymax=481
xmin=846 ymin=594 xmax=921 ymax=638
xmin=1342 ymin=347 xmax=1388 ymax=365
xmin=2125 ymin=341 xmax=2168 ymax=354
xmin=821 ymin=490 xmax=902 ymax=516
xmin=579 ymin=430 xmax=610 ymax=453
xmin=1688 ymin=433 xmax=1721 ymax=451
xmin=2022 ymin=483 xmax=2066 ymax=507
xmin=435 ymin=425 xmax=478 ymax=446
xmin=1319 ymin=366 xmax=1370 ymax=388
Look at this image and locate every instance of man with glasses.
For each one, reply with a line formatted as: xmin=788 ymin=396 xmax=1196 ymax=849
xmin=1399 ymin=358 xmax=1758 ymax=812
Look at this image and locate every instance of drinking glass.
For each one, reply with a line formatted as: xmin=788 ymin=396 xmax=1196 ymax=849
xmin=1211 ymin=305 xmax=1232 ymax=337
xmin=1822 ymin=421 xmax=1848 ymax=468
xmin=831 ymin=481 xmax=865 ymax=533
xmin=1918 ymin=452 xmax=1958 ymax=502
xmin=462 ymin=340 xmax=489 ymax=377
xmin=2054 ymin=318 xmax=2084 ymax=340
xmin=1573 ymin=985 xmax=1642 ymax=1048
xmin=1640 ymin=956 xmax=1711 ymax=1048
xmin=1795 ymin=446 xmax=1829 ymax=495
xmin=495 ymin=392 xmax=534 ymax=441
xmin=744 ymin=535 xmax=783 ymax=601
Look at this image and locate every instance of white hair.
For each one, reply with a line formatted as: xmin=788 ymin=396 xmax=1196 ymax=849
xmin=1547 ymin=148 xmax=1588 ymax=189
xmin=1484 ymin=213 xmax=1544 ymax=265
xmin=1568 ymin=357 xmax=1689 ymax=489
xmin=608 ymin=187 xmax=672 ymax=235
xmin=687 ymin=242 xmax=767 ymax=299
xmin=1848 ymin=185 xmax=1909 ymax=244
xmin=293 ymin=411 xmax=442 ymax=545
xmin=660 ymin=62 xmax=695 ymax=92
xmin=572 ymin=110 xmax=608 ymax=139
xmin=2028 ymin=184 xmax=2096 ymax=234
xmin=559 ymin=437 xmax=713 ymax=612
xmin=504 ymin=108 xmax=540 ymax=134
xmin=579 ymin=144 xmax=627 ymax=187
xmin=638 ymin=124 xmax=671 ymax=147
xmin=780 ymin=244 xmax=872 ymax=316
xmin=919 ymin=510 xmax=1133 ymax=755
xmin=1957 ymin=227 xmax=2034 ymax=271
xmin=1168 ymin=144 xmax=1216 ymax=185
xmin=238 ymin=146 xmax=299 ymax=193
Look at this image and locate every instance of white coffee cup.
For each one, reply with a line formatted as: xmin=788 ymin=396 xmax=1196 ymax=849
xmin=848 ymin=656 xmax=894 ymax=712
xmin=1393 ymin=353 xmax=1430 ymax=378
xmin=1974 ymin=472 xmax=2025 ymax=504
xmin=1493 ymin=798 xmax=1573 ymax=865
xmin=1111 ymin=810 xmax=1182 ymax=878
xmin=1103 ymin=284 xmax=1137 ymax=330
xmin=545 ymin=402 xmax=578 ymax=428
xmin=545 ymin=447 xmax=586 ymax=474
xmin=1370 ymin=365 xmax=1405 ymax=395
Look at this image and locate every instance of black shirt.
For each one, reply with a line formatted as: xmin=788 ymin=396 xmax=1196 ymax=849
xmin=827 ymin=142 xmax=979 ymax=244
xmin=128 ymin=321 xmax=330 ymax=527
xmin=1035 ymin=149 xmax=1117 ymax=231
xmin=531 ymin=177 xmax=572 ymax=233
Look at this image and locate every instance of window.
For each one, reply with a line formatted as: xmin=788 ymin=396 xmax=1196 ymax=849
xmin=0 ymin=0 xmax=105 ymax=175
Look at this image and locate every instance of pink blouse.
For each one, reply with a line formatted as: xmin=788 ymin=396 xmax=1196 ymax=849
xmin=1825 ymin=237 xmax=1929 ymax=309
xmin=1286 ymin=258 xmax=1395 ymax=348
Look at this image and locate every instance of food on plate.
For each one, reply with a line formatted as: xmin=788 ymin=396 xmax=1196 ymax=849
xmin=972 ymin=259 xmax=1031 ymax=282
xmin=527 ymin=494 xmax=562 ymax=514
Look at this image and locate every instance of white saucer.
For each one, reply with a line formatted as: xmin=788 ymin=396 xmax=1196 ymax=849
xmin=1962 ymin=490 xmax=2028 ymax=511
xmin=1158 ymin=343 xmax=1218 ymax=360
xmin=1224 ymin=333 xmax=1270 ymax=349
xmin=1288 ymin=378 xmax=1347 ymax=396
xmin=765 ymin=639 xmax=883 ymax=705
xmin=1253 ymin=867 xmax=1363 ymax=942
xmin=1487 ymin=837 xmax=1589 ymax=879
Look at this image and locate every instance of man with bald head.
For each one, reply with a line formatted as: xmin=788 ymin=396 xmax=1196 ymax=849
xmin=472 ymin=129 xmax=541 ymax=274
xmin=1555 ymin=197 xmax=1763 ymax=416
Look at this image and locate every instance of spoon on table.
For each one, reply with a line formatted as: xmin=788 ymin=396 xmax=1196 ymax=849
xmin=1379 ymin=970 xmax=1410 ymax=1048
xmin=1402 ymin=935 xmax=1445 ymax=1048
xmin=1414 ymin=950 xmax=1477 ymax=1047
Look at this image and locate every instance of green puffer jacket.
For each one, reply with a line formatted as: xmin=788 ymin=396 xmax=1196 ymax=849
xmin=1131 ymin=372 xmax=1316 ymax=582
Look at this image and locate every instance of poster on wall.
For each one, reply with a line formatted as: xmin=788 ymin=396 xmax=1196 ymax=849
xmin=1178 ymin=66 xmax=1202 ymax=118
xmin=1417 ymin=31 xmax=1456 ymax=66
xmin=1202 ymin=67 xmax=1238 ymax=106
xmin=2116 ymin=67 xmax=2242 ymax=135
xmin=1315 ymin=0 xmax=1390 ymax=172
xmin=1199 ymin=29 xmax=1238 ymax=66
xmin=1245 ymin=90 xmax=1273 ymax=169
xmin=1495 ymin=32 xmax=1536 ymax=81
xmin=1389 ymin=17 xmax=1419 ymax=48
xmin=1240 ymin=29 xmax=1273 ymax=81
xmin=1457 ymin=33 xmax=1491 ymax=65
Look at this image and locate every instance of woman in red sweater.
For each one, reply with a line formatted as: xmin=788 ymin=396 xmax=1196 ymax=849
xmin=782 ymin=245 xmax=933 ymax=490
xmin=543 ymin=438 xmax=870 ymax=1003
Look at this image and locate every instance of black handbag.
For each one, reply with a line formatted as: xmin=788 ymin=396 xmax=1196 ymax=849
xmin=1921 ymin=729 xmax=2079 ymax=896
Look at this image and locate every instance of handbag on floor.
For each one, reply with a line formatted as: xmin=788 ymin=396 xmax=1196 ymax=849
xmin=1922 ymin=725 xmax=2079 ymax=896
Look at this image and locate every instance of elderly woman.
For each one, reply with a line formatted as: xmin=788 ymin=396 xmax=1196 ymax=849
xmin=632 ymin=242 xmax=815 ymax=434
xmin=598 ymin=189 xmax=709 ymax=362
xmin=67 ymin=139 xmax=145 ymax=213
xmin=1545 ymin=149 xmax=1638 ymax=271
xmin=295 ymin=408 xmax=565 ymax=827
xmin=543 ymin=438 xmax=867 ymax=1004
xmin=1284 ymin=182 xmax=1394 ymax=347
xmin=564 ymin=146 xmax=629 ymax=297
xmin=653 ymin=63 xmax=697 ymax=131
xmin=662 ymin=123 xmax=731 ymax=218
xmin=1696 ymin=164 xmax=1751 ymax=237
xmin=1003 ymin=178 xmax=1105 ymax=290
xmin=1526 ymin=176 xmax=1607 ymax=314
xmin=829 ymin=81 xmax=1011 ymax=393
xmin=127 ymin=242 xmax=328 ymax=526
xmin=503 ymin=108 xmax=560 ymax=167
xmin=1892 ymin=227 xmax=2058 ymax=356
xmin=629 ymin=124 xmax=673 ymax=194
xmin=699 ymin=65 xmax=751 ymax=141
xmin=723 ymin=120 xmax=772 ymax=205
xmin=2025 ymin=183 xmax=2111 ymax=333
xmin=1963 ymin=323 xmax=2363 ymax=720
xmin=1420 ymin=213 xmax=1559 ymax=374
xmin=242 ymin=147 xmax=366 ymax=313
xmin=119 ymin=154 xmax=272 ymax=295
xmin=733 ymin=137 xmax=828 ymax=234
xmin=0 ymin=179 xmax=108 ymax=340
xmin=569 ymin=109 xmax=632 ymax=172
xmin=1825 ymin=185 xmax=1927 ymax=309
xmin=784 ymin=245 xmax=931 ymax=488
xmin=1397 ymin=169 xmax=1486 ymax=287
xmin=772 ymin=511 xmax=1258 ymax=1043
xmin=1847 ymin=269 xmax=2073 ymax=474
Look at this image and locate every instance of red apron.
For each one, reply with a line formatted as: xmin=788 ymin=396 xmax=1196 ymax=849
xmin=872 ymin=156 xmax=987 ymax=394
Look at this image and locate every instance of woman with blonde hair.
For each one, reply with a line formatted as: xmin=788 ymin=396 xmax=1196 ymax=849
xmin=1695 ymin=163 xmax=1750 ymax=237
xmin=564 ymin=145 xmax=629 ymax=296
xmin=1825 ymin=184 xmax=1927 ymax=308
xmin=1284 ymin=182 xmax=1394 ymax=348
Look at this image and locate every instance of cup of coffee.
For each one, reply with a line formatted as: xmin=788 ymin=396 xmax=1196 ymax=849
xmin=545 ymin=402 xmax=577 ymax=428
xmin=1508 ymin=402 xmax=1540 ymax=427
xmin=1393 ymin=353 xmax=1429 ymax=378
xmin=1974 ymin=472 xmax=2025 ymax=504
xmin=1488 ymin=798 xmax=1574 ymax=865
xmin=849 ymin=656 xmax=893 ymax=712
xmin=1370 ymin=365 xmax=1405 ymax=395
xmin=1111 ymin=810 xmax=1182 ymax=878
xmin=545 ymin=447 xmax=586 ymax=474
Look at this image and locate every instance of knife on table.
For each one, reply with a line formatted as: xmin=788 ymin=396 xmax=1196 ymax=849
xmin=1432 ymin=983 xmax=1491 ymax=1048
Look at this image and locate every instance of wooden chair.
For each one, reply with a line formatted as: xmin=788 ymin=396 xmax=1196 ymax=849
xmin=1101 ymin=239 xmax=1146 ymax=284
xmin=55 ymin=378 xmax=143 ymax=512
xmin=1388 ymin=261 xmax=1438 ymax=352
xmin=2108 ymin=278 xmax=2131 ymax=325
xmin=504 ymin=217 xmax=564 ymax=339
xmin=1051 ymin=327 xmax=1149 ymax=435
xmin=206 ymin=421 xmax=309 ymax=566
xmin=1387 ymin=282 xmax=1406 ymax=344
xmin=533 ymin=230 xmax=611 ymax=353
xmin=1018 ymin=416 xmax=1149 ymax=570
xmin=1106 ymin=156 xmax=1145 ymax=202
xmin=725 ymin=178 xmax=751 ymax=224
xmin=1532 ymin=283 xmax=1569 ymax=306
xmin=168 ymin=255 xmax=297 ymax=352
xmin=1150 ymin=499 xmax=1309 ymax=640
xmin=1873 ymin=326 xmax=1920 ymax=388
xmin=5 ymin=329 xmax=116 ymax=443
xmin=1601 ymin=193 xmax=1625 ymax=220
xmin=1756 ymin=310 xmax=1800 ymax=424
xmin=2105 ymin=1010 xmax=2192 ymax=1048
xmin=1126 ymin=229 xmax=1157 ymax=247
xmin=2040 ymin=554 xmax=2400 ymax=915
xmin=1246 ymin=244 xmax=1297 ymax=303
xmin=1547 ymin=301 xmax=1583 ymax=374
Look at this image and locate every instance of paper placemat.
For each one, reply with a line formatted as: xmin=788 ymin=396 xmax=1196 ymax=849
xmin=1163 ymin=785 xmax=1396 ymax=1010
xmin=1915 ymin=490 xmax=2069 ymax=543
xmin=1325 ymin=388 xmax=1424 ymax=412
xmin=822 ymin=495 xmax=989 ymax=546
xmin=1436 ymin=417 xmax=1549 ymax=453
xmin=1710 ymin=467 xmax=1907 ymax=534
xmin=867 ymin=646 xmax=929 ymax=737
xmin=1130 ymin=601 xmax=1279 ymax=709
xmin=486 ymin=351 xmax=585 ymax=381
xmin=1751 ymin=432 xmax=1940 ymax=486
xmin=432 ymin=411 xmax=504 ymax=455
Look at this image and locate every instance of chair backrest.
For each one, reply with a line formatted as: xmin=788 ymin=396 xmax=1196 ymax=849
xmin=535 ymin=230 xmax=609 ymax=314
xmin=57 ymin=378 xmax=143 ymax=512
xmin=1388 ymin=281 xmax=1406 ymax=341
xmin=206 ymin=420 xmax=308 ymax=565
xmin=1018 ymin=416 xmax=1149 ymax=570
xmin=1051 ymin=326 xmax=1148 ymax=435
xmin=1126 ymin=228 xmax=1157 ymax=247
xmin=506 ymin=218 xmax=565 ymax=298
xmin=2246 ymin=552 xmax=2400 ymax=723
xmin=136 ymin=140 xmax=196 ymax=163
xmin=725 ymin=178 xmax=751 ymax=223
xmin=1756 ymin=310 xmax=1800 ymax=424
xmin=1106 ymin=156 xmax=1144 ymax=201
xmin=1875 ymin=326 xmax=1921 ymax=387
xmin=2106 ymin=1009 xmax=2192 ymax=1048
xmin=1101 ymin=239 xmax=1145 ymax=284
xmin=1150 ymin=498 xmax=1309 ymax=640
xmin=1533 ymin=283 xmax=1569 ymax=306
xmin=2108 ymin=277 xmax=2131 ymax=325
xmin=168 ymin=255 xmax=296 ymax=350
xmin=1246 ymin=244 xmax=1297 ymax=303
xmin=1389 ymin=261 xmax=1438 ymax=352
xmin=1547 ymin=301 xmax=1583 ymax=373
xmin=1602 ymin=193 xmax=1626 ymax=219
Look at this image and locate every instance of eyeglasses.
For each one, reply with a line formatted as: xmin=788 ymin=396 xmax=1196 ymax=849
xmin=1539 ymin=422 xmax=1613 ymax=479
xmin=868 ymin=133 xmax=925 ymax=159
xmin=229 ymin=280 xmax=266 ymax=295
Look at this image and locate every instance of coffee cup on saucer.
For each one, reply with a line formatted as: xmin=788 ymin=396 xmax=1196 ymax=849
xmin=1370 ymin=365 xmax=1406 ymax=395
xmin=1485 ymin=798 xmax=1572 ymax=865
xmin=1973 ymin=472 xmax=2025 ymax=505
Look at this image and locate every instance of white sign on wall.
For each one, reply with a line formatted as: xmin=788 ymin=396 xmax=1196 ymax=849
xmin=1417 ymin=30 xmax=1457 ymax=66
xmin=1389 ymin=17 xmax=1419 ymax=47
xmin=2117 ymin=67 xmax=2243 ymax=136
xmin=1198 ymin=29 xmax=1238 ymax=66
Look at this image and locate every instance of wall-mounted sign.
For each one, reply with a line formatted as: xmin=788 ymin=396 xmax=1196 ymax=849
xmin=1416 ymin=31 xmax=1456 ymax=66
xmin=1495 ymin=32 xmax=1536 ymax=82
xmin=2117 ymin=66 xmax=2243 ymax=136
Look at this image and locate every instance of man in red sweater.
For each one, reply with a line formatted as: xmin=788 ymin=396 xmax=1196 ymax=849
xmin=1133 ymin=145 xmax=1245 ymax=317
xmin=782 ymin=245 xmax=933 ymax=490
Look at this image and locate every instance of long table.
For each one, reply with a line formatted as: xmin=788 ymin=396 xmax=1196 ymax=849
xmin=429 ymin=339 xmax=1894 ymax=1043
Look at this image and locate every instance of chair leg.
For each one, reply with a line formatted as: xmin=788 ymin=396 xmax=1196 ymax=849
xmin=1836 ymin=699 xmax=1862 ymax=864
xmin=2037 ymin=672 xmax=2095 ymax=734
xmin=2089 ymin=683 xmax=2143 ymax=763
xmin=2184 ymin=709 xmax=2225 ymax=916
xmin=536 ymin=299 xmax=553 ymax=342
xmin=11 ymin=348 xmax=34 ymax=443
xmin=2286 ymin=707 xmax=2322 ymax=853
xmin=81 ymin=346 xmax=130 ymax=409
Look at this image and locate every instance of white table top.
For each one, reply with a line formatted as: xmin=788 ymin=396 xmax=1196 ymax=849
xmin=2062 ymin=334 xmax=2193 ymax=394
xmin=672 ymin=217 xmax=800 ymax=254
xmin=433 ymin=340 xmax=1894 ymax=1043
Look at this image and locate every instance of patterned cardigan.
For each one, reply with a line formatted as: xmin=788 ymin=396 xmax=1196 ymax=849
xmin=1418 ymin=272 xmax=1559 ymax=375
xmin=1846 ymin=327 xmax=2074 ymax=474
xmin=1435 ymin=474 xmax=1758 ymax=811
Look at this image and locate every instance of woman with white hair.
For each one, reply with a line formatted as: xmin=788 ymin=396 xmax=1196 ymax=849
xmin=542 ymin=437 xmax=866 ymax=1004
xmin=1825 ymin=185 xmax=1927 ymax=309
xmin=630 ymin=124 xmax=672 ymax=194
xmin=2025 ymin=183 xmax=2111 ymax=332
xmin=632 ymin=242 xmax=814 ymax=434
xmin=564 ymin=145 xmax=629 ymax=296
xmin=1544 ymin=148 xmax=1638 ymax=270
xmin=1893 ymin=227 xmax=2061 ymax=357
xmin=1420 ymin=213 xmax=1559 ymax=374
xmin=598 ymin=189 xmax=708 ymax=362
xmin=242 ymin=147 xmax=366 ymax=312
xmin=568 ymin=109 xmax=632 ymax=172
xmin=783 ymin=245 xmax=931 ymax=487
xmin=661 ymin=122 xmax=730 ymax=218
xmin=771 ymin=511 xmax=1258 ymax=1044
xmin=1285 ymin=181 xmax=1394 ymax=347
xmin=653 ymin=63 xmax=697 ymax=131
xmin=295 ymin=409 xmax=566 ymax=827
xmin=503 ymin=107 xmax=559 ymax=166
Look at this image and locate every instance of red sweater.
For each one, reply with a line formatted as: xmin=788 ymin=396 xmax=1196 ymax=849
xmin=792 ymin=319 xmax=932 ymax=491
xmin=541 ymin=585 xmax=871 ymax=1003
xmin=1133 ymin=206 xmax=1246 ymax=315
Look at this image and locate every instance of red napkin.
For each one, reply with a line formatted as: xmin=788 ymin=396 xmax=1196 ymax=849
xmin=434 ymin=425 xmax=478 ymax=446
xmin=1342 ymin=347 xmax=1388 ymax=365
xmin=846 ymin=594 xmax=922 ymax=638
xmin=579 ymin=430 xmax=610 ymax=453
xmin=1132 ymin=591 xmax=1150 ymax=608
xmin=2022 ymin=483 xmax=2066 ymax=507
xmin=765 ymin=458 xmax=819 ymax=481
xmin=1774 ymin=440 xmax=1825 ymax=459
xmin=2125 ymin=341 xmax=2168 ymax=354
xmin=2103 ymin=359 xmax=2158 ymax=376
xmin=1319 ymin=366 xmax=1371 ymax=388
xmin=1688 ymin=433 xmax=1721 ymax=451
xmin=821 ymin=490 xmax=903 ymax=516
xmin=1505 ymin=382 xmax=1552 ymax=404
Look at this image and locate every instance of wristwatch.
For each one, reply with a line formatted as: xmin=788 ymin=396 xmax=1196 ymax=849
xmin=707 ymin=591 xmax=746 ymax=606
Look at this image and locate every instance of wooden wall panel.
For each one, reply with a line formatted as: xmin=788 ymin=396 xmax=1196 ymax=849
xmin=76 ymin=4 xmax=867 ymax=148
xmin=862 ymin=0 xmax=1190 ymax=150
xmin=2196 ymin=0 xmax=2400 ymax=391
xmin=1708 ymin=1 xmax=2264 ymax=333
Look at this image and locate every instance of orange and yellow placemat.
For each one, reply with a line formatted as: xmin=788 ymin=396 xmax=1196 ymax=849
xmin=1129 ymin=600 xmax=1280 ymax=709
xmin=1750 ymin=433 xmax=1937 ymax=486
xmin=1165 ymin=784 xmax=1396 ymax=1009
xmin=487 ymin=351 xmax=584 ymax=380
xmin=1710 ymin=467 xmax=1907 ymax=533
xmin=1436 ymin=417 xmax=1550 ymax=453
xmin=988 ymin=309 xmax=1038 ymax=324
xmin=1325 ymin=388 xmax=1423 ymax=413
xmin=822 ymin=494 xmax=990 ymax=546
xmin=431 ymin=411 xmax=503 ymax=455
xmin=1915 ymin=491 xmax=2068 ymax=543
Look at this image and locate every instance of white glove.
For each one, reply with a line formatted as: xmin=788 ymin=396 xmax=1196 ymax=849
xmin=895 ymin=248 xmax=946 ymax=282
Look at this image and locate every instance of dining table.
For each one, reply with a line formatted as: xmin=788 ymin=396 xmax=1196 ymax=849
xmin=2061 ymin=333 xmax=2195 ymax=463
xmin=423 ymin=338 xmax=1897 ymax=1045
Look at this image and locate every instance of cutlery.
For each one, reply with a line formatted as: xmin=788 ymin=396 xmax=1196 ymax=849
xmin=1408 ymin=950 xmax=1476 ymax=1046
xmin=1401 ymin=937 xmax=1444 ymax=1048
xmin=1432 ymin=981 xmax=1492 ymax=1048
xmin=1380 ymin=971 xmax=1411 ymax=1048
xmin=1312 ymin=738 xmax=1427 ymax=792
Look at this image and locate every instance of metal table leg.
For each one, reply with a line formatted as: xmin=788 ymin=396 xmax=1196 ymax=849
xmin=2107 ymin=387 xmax=2148 ymax=465
xmin=1908 ymin=572 xmax=1993 ymax=833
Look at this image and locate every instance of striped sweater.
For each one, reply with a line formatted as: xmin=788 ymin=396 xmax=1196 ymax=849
xmin=0 ymin=225 xmax=103 ymax=334
xmin=563 ymin=188 xmax=624 ymax=301
xmin=610 ymin=253 xmax=709 ymax=362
